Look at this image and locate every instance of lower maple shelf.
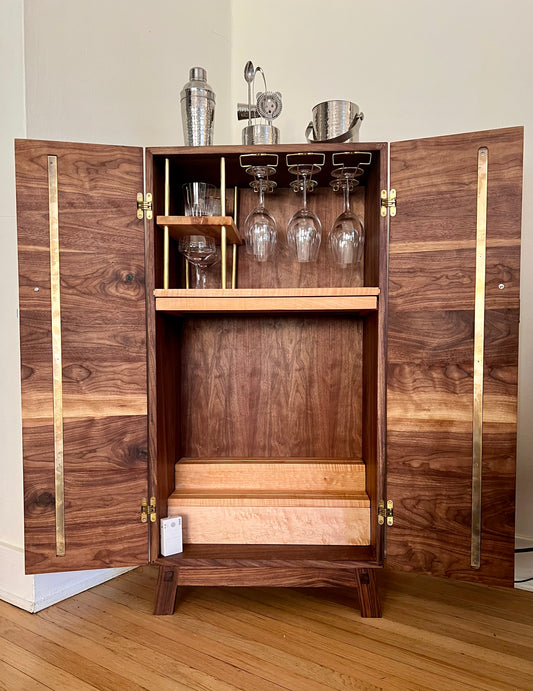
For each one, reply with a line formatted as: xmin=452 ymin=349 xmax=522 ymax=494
xmin=168 ymin=456 xmax=371 ymax=546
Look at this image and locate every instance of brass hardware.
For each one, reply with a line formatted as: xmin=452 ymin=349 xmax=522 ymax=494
xmin=378 ymin=499 xmax=394 ymax=526
xmin=163 ymin=159 xmax=170 ymax=289
xmin=471 ymin=147 xmax=488 ymax=569
xmin=239 ymin=152 xmax=279 ymax=171
xmin=232 ymin=186 xmax=238 ymax=289
xmin=332 ymin=151 xmax=372 ymax=167
xmin=141 ymin=497 xmax=157 ymax=523
xmin=136 ymin=192 xmax=153 ymax=220
xmin=48 ymin=155 xmax=65 ymax=557
xmin=380 ymin=189 xmax=396 ymax=217
xmin=220 ymin=157 xmax=227 ymax=288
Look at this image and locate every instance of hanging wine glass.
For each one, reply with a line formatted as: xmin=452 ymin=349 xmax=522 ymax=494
xmin=286 ymin=155 xmax=324 ymax=263
xmin=243 ymin=173 xmax=278 ymax=262
xmin=178 ymin=235 xmax=217 ymax=288
xmin=329 ymin=168 xmax=365 ymax=267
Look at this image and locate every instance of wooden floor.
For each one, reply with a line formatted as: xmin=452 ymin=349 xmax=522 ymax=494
xmin=0 ymin=567 xmax=531 ymax=690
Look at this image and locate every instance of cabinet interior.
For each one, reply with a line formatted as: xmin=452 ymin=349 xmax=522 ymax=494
xmin=147 ymin=145 xmax=385 ymax=559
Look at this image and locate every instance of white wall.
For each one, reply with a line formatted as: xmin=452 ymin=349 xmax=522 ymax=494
xmin=0 ymin=0 xmax=35 ymax=610
xmin=24 ymin=0 xmax=232 ymax=146
xmin=231 ymin=0 xmax=533 ymax=541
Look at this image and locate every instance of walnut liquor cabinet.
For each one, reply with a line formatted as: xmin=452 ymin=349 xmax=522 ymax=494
xmin=15 ymin=127 xmax=523 ymax=617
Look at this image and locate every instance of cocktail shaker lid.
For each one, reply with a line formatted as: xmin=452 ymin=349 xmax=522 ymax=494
xmin=181 ymin=66 xmax=215 ymax=102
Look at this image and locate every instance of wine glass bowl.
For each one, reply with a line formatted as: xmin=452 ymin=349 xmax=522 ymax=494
xmin=328 ymin=172 xmax=365 ymax=267
xmin=329 ymin=209 xmax=364 ymax=267
xmin=244 ymin=202 xmax=277 ymax=262
xmin=243 ymin=172 xmax=278 ymax=262
xmin=286 ymin=164 xmax=322 ymax=263
xmin=178 ymin=234 xmax=217 ymax=288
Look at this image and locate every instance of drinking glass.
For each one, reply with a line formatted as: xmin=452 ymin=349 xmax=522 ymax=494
xmin=329 ymin=177 xmax=364 ymax=267
xmin=287 ymin=170 xmax=322 ymax=262
xmin=243 ymin=179 xmax=277 ymax=262
xmin=183 ymin=182 xmax=215 ymax=216
xmin=178 ymin=235 xmax=217 ymax=288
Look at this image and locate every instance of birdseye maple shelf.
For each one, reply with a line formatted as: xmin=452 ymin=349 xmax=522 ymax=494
xmin=154 ymin=287 xmax=380 ymax=313
xmin=156 ymin=215 xmax=242 ymax=245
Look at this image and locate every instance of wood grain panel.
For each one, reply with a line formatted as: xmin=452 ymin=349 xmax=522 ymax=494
xmin=387 ymin=127 xmax=522 ymax=586
xmin=178 ymin=314 xmax=362 ymax=458
xmin=16 ymin=139 xmax=149 ymax=573
xmin=174 ymin=458 xmax=367 ymax=493
xmin=167 ymin=505 xmax=370 ymax=545
xmin=176 ymin=567 xmax=359 ymax=587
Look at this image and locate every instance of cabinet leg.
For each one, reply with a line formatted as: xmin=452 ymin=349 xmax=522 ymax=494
xmin=153 ymin=566 xmax=179 ymax=615
xmin=354 ymin=568 xmax=381 ymax=618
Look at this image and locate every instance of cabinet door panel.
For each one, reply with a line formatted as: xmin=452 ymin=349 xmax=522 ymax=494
xmin=387 ymin=127 xmax=522 ymax=586
xmin=16 ymin=139 xmax=148 ymax=573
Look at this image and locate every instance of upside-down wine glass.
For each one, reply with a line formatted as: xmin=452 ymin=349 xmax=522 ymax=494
xmin=243 ymin=167 xmax=278 ymax=262
xmin=287 ymin=166 xmax=322 ymax=263
xmin=329 ymin=169 xmax=365 ymax=267
xmin=178 ymin=234 xmax=217 ymax=288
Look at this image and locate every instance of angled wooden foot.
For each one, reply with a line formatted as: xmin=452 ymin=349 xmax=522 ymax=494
xmin=153 ymin=566 xmax=179 ymax=615
xmin=354 ymin=568 xmax=381 ymax=618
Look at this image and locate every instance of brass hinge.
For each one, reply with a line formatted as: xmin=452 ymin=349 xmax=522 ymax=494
xmin=136 ymin=192 xmax=153 ymax=220
xmin=141 ymin=496 xmax=157 ymax=523
xmin=378 ymin=499 xmax=394 ymax=526
xmin=380 ymin=189 xmax=396 ymax=217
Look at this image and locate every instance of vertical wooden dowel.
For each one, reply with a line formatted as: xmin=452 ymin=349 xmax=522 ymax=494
xmin=232 ymin=186 xmax=238 ymax=289
xmin=220 ymin=157 xmax=226 ymax=288
xmin=164 ymin=158 xmax=170 ymax=289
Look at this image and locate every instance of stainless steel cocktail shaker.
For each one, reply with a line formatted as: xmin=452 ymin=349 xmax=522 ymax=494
xmin=180 ymin=67 xmax=215 ymax=146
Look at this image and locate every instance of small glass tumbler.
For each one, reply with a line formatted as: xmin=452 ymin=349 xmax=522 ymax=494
xmin=206 ymin=187 xmax=222 ymax=216
xmin=183 ymin=182 xmax=215 ymax=216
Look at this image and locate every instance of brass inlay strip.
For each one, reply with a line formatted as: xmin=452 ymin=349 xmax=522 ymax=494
xmin=220 ymin=157 xmax=227 ymax=288
xmin=471 ymin=146 xmax=488 ymax=569
xmin=232 ymin=186 xmax=238 ymax=289
xmin=48 ymin=155 xmax=65 ymax=557
xmin=163 ymin=158 xmax=170 ymax=289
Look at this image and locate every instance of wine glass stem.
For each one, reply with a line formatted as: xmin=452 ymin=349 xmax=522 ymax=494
xmin=195 ymin=265 xmax=207 ymax=289
xmin=258 ymin=182 xmax=265 ymax=207
xmin=344 ymin=183 xmax=351 ymax=213
xmin=302 ymin=174 xmax=308 ymax=209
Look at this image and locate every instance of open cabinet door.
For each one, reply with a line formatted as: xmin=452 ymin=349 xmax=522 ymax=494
xmin=386 ymin=127 xmax=522 ymax=586
xmin=16 ymin=140 xmax=149 ymax=573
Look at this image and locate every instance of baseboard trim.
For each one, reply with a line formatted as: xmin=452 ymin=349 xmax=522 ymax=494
xmin=0 ymin=543 xmax=136 ymax=612
xmin=515 ymin=536 xmax=533 ymax=593
xmin=33 ymin=566 xmax=135 ymax=612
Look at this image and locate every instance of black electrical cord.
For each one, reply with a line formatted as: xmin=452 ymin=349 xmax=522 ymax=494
xmin=514 ymin=577 xmax=533 ymax=584
xmin=515 ymin=547 xmax=533 ymax=553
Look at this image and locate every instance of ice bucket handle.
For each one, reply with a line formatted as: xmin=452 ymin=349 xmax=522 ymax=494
xmin=305 ymin=110 xmax=364 ymax=144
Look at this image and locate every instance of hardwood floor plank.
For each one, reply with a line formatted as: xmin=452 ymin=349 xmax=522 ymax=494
xmin=94 ymin=580 xmax=338 ymax=691
xmin=55 ymin=596 xmax=259 ymax=691
xmin=107 ymin=573 xmax=485 ymax=691
xmin=0 ymin=659 xmax=51 ymax=691
xmin=0 ymin=566 xmax=530 ymax=691
xmin=188 ymin=586 xmax=514 ymax=691
xmin=0 ymin=607 xmax=159 ymax=691
xmin=0 ymin=635 xmax=98 ymax=691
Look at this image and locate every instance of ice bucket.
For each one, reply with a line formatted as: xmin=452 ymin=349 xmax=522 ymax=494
xmin=306 ymin=100 xmax=364 ymax=144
